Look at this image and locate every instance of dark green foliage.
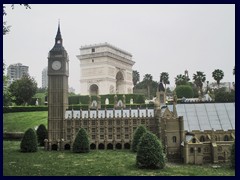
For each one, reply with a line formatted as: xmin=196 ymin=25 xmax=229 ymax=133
xmin=68 ymin=94 xmax=145 ymax=105
xmin=214 ymin=88 xmax=235 ymax=102
xmin=231 ymin=141 xmax=235 ymax=168
xmin=36 ymin=124 xmax=48 ymax=146
xmin=9 ymin=74 xmax=37 ymax=105
xmin=72 ymin=128 xmax=90 ymax=153
xmin=136 ymin=132 xmax=165 ymax=169
xmin=3 ymin=106 xmax=48 ymax=113
xmin=20 ymin=128 xmax=37 ymax=152
xmin=175 ymin=85 xmax=194 ymax=98
xmin=132 ymin=125 xmax=147 ymax=152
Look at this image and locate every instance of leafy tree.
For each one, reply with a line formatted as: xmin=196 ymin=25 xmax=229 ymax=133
xmin=212 ymin=69 xmax=224 ymax=88
xmin=132 ymin=125 xmax=147 ymax=152
xmin=36 ymin=87 xmax=47 ymax=93
xmin=3 ymin=62 xmax=12 ymax=106
xmin=9 ymin=74 xmax=37 ymax=105
xmin=160 ymin=72 xmax=170 ymax=88
xmin=72 ymin=128 xmax=90 ymax=153
xmin=132 ymin=70 xmax=140 ymax=87
xmin=175 ymin=85 xmax=194 ymax=98
xmin=3 ymin=4 xmax=31 ymax=35
xmin=136 ymin=132 xmax=165 ymax=169
xmin=214 ymin=87 xmax=235 ymax=102
xmin=175 ymin=74 xmax=190 ymax=86
xmin=36 ymin=124 xmax=48 ymax=146
xmin=231 ymin=141 xmax=235 ymax=168
xmin=193 ymin=71 xmax=206 ymax=96
xmin=143 ymin=74 xmax=153 ymax=99
xmin=20 ymin=128 xmax=38 ymax=152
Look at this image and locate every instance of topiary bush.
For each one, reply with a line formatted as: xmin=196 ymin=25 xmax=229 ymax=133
xmin=136 ymin=132 xmax=165 ymax=169
xmin=20 ymin=128 xmax=38 ymax=152
xmin=231 ymin=141 xmax=235 ymax=168
xmin=132 ymin=125 xmax=147 ymax=152
xmin=72 ymin=128 xmax=90 ymax=153
xmin=175 ymin=85 xmax=194 ymax=98
xmin=36 ymin=124 xmax=48 ymax=146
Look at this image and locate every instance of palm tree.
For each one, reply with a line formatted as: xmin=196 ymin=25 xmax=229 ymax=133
xmin=193 ymin=71 xmax=206 ymax=96
xmin=132 ymin=70 xmax=140 ymax=87
xmin=160 ymin=72 xmax=170 ymax=89
xmin=143 ymin=74 xmax=153 ymax=99
xmin=212 ymin=69 xmax=224 ymax=88
xmin=175 ymin=74 xmax=190 ymax=86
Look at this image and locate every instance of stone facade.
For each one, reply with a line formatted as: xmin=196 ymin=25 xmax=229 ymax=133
xmin=76 ymin=43 xmax=135 ymax=95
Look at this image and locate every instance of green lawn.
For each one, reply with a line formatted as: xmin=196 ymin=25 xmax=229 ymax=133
xmin=3 ymin=111 xmax=47 ymax=132
xmin=3 ymin=141 xmax=235 ymax=176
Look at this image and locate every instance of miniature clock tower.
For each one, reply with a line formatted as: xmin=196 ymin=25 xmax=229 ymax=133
xmin=47 ymin=22 xmax=69 ymax=150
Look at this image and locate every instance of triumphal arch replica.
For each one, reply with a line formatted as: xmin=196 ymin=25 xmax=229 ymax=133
xmin=76 ymin=43 xmax=135 ymax=95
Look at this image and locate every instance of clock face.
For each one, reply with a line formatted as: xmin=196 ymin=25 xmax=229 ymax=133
xmin=52 ymin=61 xmax=62 ymax=70
xmin=57 ymin=40 xmax=61 ymax=44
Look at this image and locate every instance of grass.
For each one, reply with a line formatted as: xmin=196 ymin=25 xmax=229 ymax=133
xmin=3 ymin=141 xmax=235 ymax=176
xmin=3 ymin=111 xmax=47 ymax=132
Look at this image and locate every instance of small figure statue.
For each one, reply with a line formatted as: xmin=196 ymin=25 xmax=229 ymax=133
xmin=35 ymin=99 xmax=39 ymax=106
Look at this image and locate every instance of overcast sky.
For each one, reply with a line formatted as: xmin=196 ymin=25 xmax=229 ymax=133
xmin=3 ymin=4 xmax=235 ymax=93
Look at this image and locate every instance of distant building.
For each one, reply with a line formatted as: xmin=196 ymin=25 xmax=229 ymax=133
xmin=206 ymin=82 xmax=234 ymax=92
xmin=42 ymin=67 xmax=48 ymax=88
xmin=69 ymin=87 xmax=75 ymax=94
xmin=7 ymin=63 xmax=29 ymax=85
xmin=76 ymin=43 xmax=135 ymax=95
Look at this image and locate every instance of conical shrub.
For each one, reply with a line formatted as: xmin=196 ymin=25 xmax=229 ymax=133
xmin=20 ymin=128 xmax=38 ymax=152
xmin=136 ymin=132 xmax=165 ymax=169
xmin=132 ymin=125 xmax=147 ymax=152
xmin=36 ymin=124 xmax=48 ymax=146
xmin=72 ymin=128 xmax=90 ymax=153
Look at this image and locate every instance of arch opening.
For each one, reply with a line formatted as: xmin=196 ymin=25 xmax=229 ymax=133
xmin=124 ymin=143 xmax=130 ymax=149
xmin=115 ymin=143 xmax=122 ymax=149
xmin=116 ymin=71 xmax=124 ymax=94
xmin=64 ymin=144 xmax=71 ymax=150
xmin=98 ymin=143 xmax=105 ymax=150
xmin=89 ymin=84 xmax=99 ymax=96
xmin=51 ymin=144 xmax=58 ymax=151
xmin=90 ymin=143 xmax=96 ymax=150
xmin=107 ymin=143 xmax=113 ymax=150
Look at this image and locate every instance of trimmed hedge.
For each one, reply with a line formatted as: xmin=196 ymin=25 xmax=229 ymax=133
xmin=132 ymin=125 xmax=147 ymax=152
xmin=68 ymin=94 xmax=145 ymax=105
xmin=72 ymin=128 xmax=90 ymax=153
xmin=136 ymin=132 xmax=165 ymax=169
xmin=20 ymin=128 xmax=38 ymax=153
xmin=3 ymin=132 xmax=24 ymax=140
xmin=3 ymin=106 xmax=48 ymax=113
xmin=36 ymin=124 xmax=48 ymax=146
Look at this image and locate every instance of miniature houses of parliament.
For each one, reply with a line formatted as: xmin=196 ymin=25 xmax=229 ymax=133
xmin=45 ymin=24 xmax=235 ymax=165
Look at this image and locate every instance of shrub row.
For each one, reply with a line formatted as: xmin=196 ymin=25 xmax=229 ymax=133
xmin=3 ymin=106 xmax=48 ymax=113
xmin=3 ymin=132 xmax=24 ymax=140
xmin=68 ymin=94 xmax=145 ymax=105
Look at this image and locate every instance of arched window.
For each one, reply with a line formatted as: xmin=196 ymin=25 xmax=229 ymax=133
xmin=172 ymin=136 xmax=177 ymax=143
xmin=224 ymin=135 xmax=229 ymax=141
xmin=190 ymin=147 xmax=194 ymax=153
xmin=200 ymin=136 xmax=205 ymax=142
xmin=192 ymin=138 xmax=196 ymax=143
xmin=198 ymin=147 xmax=201 ymax=153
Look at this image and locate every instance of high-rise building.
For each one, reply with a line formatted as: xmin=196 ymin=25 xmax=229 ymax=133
xmin=42 ymin=67 xmax=48 ymax=88
xmin=7 ymin=63 xmax=29 ymax=85
xmin=76 ymin=43 xmax=135 ymax=95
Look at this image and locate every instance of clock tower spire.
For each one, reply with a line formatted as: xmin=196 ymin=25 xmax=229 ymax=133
xmin=46 ymin=22 xmax=69 ymax=151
